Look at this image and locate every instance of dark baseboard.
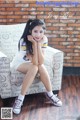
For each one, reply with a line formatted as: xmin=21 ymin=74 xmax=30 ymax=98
xmin=1 ymin=90 xmax=59 ymax=107
xmin=63 ymin=66 xmax=80 ymax=76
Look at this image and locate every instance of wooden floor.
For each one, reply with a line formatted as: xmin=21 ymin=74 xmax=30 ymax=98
xmin=0 ymin=75 xmax=80 ymax=120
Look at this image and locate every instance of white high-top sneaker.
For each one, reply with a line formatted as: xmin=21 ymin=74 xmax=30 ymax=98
xmin=13 ymin=98 xmax=23 ymax=114
xmin=46 ymin=93 xmax=62 ymax=107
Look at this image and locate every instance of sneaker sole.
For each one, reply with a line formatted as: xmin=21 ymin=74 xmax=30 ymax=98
xmin=13 ymin=109 xmax=21 ymax=114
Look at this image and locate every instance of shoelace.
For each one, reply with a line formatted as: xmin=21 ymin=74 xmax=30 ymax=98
xmin=51 ymin=95 xmax=60 ymax=102
xmin=14 ymin=99 xmax=22 ymax=108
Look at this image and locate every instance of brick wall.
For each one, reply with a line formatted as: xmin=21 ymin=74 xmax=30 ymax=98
xmin=0 ymin=0 xmax=80 ymax=67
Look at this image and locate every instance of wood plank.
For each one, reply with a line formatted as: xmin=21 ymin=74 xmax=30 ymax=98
xmin=0 ymin=75 xmax=80 ymax=120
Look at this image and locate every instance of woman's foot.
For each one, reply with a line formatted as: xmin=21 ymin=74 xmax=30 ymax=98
xmin=13 ymin=98 xmax=23 ymax=114
xmin=46 ymin=93 xmax=62 ymax=107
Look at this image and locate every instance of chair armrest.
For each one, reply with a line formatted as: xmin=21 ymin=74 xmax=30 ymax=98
xmin=44 ymin=46 xmax=64 ymax=90
xmin=0 ymin=51 xmax=7 ymax=57
xmin=0 ymin=51 xmax=12 ymax=98
xmin=44 ymin=46 xmax=64 ymax=66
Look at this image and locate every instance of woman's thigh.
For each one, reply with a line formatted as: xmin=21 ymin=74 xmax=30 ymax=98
xmin=17 ymin=62 xmax=32 ymax=74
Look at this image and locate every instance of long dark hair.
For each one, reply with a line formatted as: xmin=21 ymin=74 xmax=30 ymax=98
xmin=18 ymin=19 xmax=46 ymax=55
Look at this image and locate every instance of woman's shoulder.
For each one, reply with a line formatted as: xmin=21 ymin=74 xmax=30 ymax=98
xmin=42 ymin=35 xmax=48 ymax=44
xmin=41 ymin=35 xmax=48 ymax=48
xmin=19 ymin=38 xmax=26 ymax=45
xmin=19 ymin=38 xmax=27 ymax=51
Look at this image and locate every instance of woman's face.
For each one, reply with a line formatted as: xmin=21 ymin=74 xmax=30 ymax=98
xmin=31 ymin=25 xmax=45 ymax=41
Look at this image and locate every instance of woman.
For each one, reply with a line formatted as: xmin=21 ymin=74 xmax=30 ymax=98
xmin=11 ymin=19 xmax=62 ymax=114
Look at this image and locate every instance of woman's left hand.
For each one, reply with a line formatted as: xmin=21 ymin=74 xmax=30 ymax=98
xmin=37 ymin=35 xmax=47 ymax=44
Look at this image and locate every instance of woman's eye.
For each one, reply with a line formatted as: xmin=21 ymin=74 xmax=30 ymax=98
xmin=34 ymin=30 xmax=37 ymax=33
xmin=40 ymin=31 xmax=43 ymax=33
xmin=34 ymin=30 xmax=44 ymax=33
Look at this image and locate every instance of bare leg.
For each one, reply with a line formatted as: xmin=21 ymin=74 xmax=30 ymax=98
xmin=13 ymin=63 xmax=38 ymax=114
xmin=38 ymin=64 xmax=52 ymax=91
xmin=17 ymin=63 xmax=38 ymax=95
xmin=38 ymin=64 xmax=62 ymax=107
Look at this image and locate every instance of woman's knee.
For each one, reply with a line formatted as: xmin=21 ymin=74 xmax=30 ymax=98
xmin=38 ymin=64 xmax=48 ymax=74
xmin=38 ymin=64 xmax=44 ymax=70
xmin=30 ymin=63 xmax=38 ymax=72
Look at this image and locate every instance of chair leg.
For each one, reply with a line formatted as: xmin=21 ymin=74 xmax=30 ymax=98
xmin=1 ymin=97 xmax=15 ymax=107
xmin=53 ymin=90 xmax=59 ymax=95
xmin=1 ymin=98 xmax=10 ymax=107
xmin=0 ymin=97 xmax=3 ymax=107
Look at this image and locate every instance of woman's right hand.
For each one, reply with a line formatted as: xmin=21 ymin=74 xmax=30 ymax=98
xmin=27 ymin=35 xmax=36 ymax=44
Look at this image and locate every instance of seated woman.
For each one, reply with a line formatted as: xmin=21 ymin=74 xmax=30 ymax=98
xmin=11 ymin=19 xmax=62 ymax=114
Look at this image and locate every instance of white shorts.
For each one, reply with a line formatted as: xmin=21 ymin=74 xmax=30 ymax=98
xmin=10 ymin=52 xmax=31 ymax=70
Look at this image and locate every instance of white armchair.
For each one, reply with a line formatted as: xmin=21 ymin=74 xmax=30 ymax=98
xmin=0 ymin=24 xmax=64 ymax=99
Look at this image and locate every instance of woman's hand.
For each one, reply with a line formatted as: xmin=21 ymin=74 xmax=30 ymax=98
xmin=27 ymin=35 xmax=36 ymax=45
xmin=37 ymin=35 xmax=47 ymax=44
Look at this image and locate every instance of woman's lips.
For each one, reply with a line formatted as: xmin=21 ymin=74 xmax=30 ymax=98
xmin=34 ymin=37 xmax=41 ymax=41
xmin=35 ymin=37 xmax=40 ymax=39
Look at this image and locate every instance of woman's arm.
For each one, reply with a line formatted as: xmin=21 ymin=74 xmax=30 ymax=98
xmin=37 ymin=35 xmax=48 ymax=65
xmin=27 ymin=35 xmax=38 ymax=65
xmin=37 ymin=42 xmax=44 ymax=65
xmin=32 ymin=42 xmax=38 ymax=65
